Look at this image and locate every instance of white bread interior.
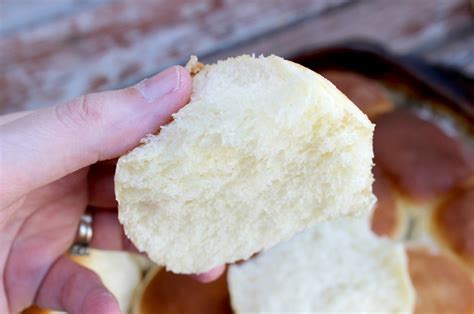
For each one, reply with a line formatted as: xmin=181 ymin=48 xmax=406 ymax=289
xmin=228 ymin=217 xmax=415 ymax=313
xmin=115 ymin=55 xmax=375 ymax=273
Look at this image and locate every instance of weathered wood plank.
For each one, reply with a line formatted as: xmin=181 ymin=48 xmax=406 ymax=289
xmin=1 ymin=0 xmax=472 ymax=114
xmin=0 ymin=0 xmax=350 ymax=113
xmin=203 ymin=0 xmax=473 ymax=65
xmin=0 ymin=0 xmax=114 ymax=36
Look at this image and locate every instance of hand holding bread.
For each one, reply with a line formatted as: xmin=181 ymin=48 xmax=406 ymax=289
xmin=115 ymin=55 xmax=376 ymax=274
xmin=2 ymin=53 xmax=417 ymax=313
xmin=0 ymin=65 xmax=209 ymax=313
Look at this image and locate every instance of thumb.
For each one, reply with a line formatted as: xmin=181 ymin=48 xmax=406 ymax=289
xmin=35 ymin=255 xmax=121 ymax=314
xmin=0 ymin=66 xmax=192 ymax=204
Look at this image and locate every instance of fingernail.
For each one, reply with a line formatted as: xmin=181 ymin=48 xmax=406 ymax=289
xmin=136 ymin=66 xmax=180 ymax=102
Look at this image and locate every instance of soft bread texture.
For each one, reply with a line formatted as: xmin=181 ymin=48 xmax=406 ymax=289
xmin=116 ymin=55 xmax=375 ymax=273
xmin=228 ymin=218 xmax=415 ymax=313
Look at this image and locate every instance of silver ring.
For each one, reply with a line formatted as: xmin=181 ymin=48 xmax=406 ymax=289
xmin=70 ymin=212 xmax=93 ymax=256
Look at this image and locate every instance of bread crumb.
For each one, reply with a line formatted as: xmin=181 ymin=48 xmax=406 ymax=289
xmin=185 ymin=55 xmax=205 ymax=77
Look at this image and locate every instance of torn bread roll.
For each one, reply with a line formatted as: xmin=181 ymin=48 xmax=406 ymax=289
xmin=115 ymin=55 xmax=375 ymax=274
xmin=228 ymin=218 xmax=415 ymax=313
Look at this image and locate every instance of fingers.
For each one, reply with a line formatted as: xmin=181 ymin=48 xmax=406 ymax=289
xmin=0 ymin=110 xmax=32 ymax=125
xmin=90 ymin=209 xmax=138 ymax=253
xmin=192 ymin=265 xmax=227 ymax=283
xmin=0 ymin=66 xmax=192 ymax=205
xmin=35 ymin=255 xmax=120 ymax=314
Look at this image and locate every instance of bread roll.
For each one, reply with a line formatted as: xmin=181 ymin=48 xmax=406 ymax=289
xmin=433 ymin=186 xmax=474 ymax=266
xmin=133 ymin=267 xmax=231 ymax=314
xmin=374 ymin=109 xmax=474 ymax=201
xmin=116 ymin=55 xmax=375 ymax=274
xmin=21 ymin=305 xmax=54 ymax=314
xmin=321 ymin=70 xmax=394 ymax=119
xmin=371 ymin=165 xmax=406 ymax=238
xmin=228 ymin=218 xmax=414 ymax=313
xmin=407 ymin=246 xmax=474 ymax=314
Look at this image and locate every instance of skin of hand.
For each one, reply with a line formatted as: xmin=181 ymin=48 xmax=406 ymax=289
xmin=0 ymin=66 xmax=225 ymax=314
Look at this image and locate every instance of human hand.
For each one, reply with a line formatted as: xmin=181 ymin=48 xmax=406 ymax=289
xmin=0 ymin=66 xmax=225 ymax=314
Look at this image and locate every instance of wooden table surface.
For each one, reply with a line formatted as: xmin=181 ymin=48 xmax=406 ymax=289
xmin=1 ymin=0 xmax=473 ymax=114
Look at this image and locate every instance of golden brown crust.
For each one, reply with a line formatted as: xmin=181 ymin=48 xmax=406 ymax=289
xmin=371 ymin=165 xmax=403 ymax=238
xmin=433 ymin=186 xmax=474 ymax=266
xmin=321 ymin=70 xmax=394 ymax=119
xmin=407 ymin=247 xmax=474 ymax=314
xmin=21 ymin=305 xmax=51 ymax=314
xmin=374 ymin=109 xmax=474 ymax=201
xmin=139 ymin=269 xmax=231 ymax=314
xmin=185 ymin=55 xmax=205 ymax=77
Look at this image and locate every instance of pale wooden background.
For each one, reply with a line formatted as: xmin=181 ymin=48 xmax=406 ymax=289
xmin=1 ymin=0 xmax=473 ymax=114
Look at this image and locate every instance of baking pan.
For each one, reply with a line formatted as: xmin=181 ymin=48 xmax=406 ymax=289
xmin=292 ymin=40 xmax=474 ymax=128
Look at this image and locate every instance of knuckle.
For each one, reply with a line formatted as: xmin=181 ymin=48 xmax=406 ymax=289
xmin=55 ymin=94 xmax=103 ymax=128
xmin=61 ymin=268 xmax=101 ymax=306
